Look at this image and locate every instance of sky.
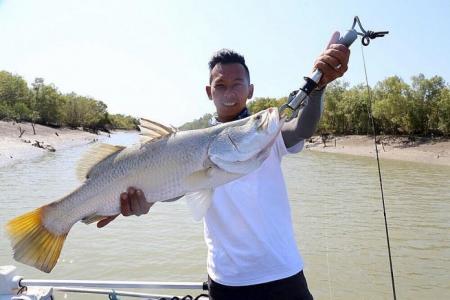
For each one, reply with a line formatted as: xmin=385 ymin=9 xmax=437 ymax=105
xmin=1 ymin=0 xmax=449 ymax=126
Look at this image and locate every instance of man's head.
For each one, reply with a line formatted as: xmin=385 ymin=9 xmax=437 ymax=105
xmin=206 ymin=49 xmax=254 ymax=122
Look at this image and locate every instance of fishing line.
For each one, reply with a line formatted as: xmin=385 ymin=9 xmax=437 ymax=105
xmin=360 ymin=43 xmax=397 ymax=300
xmin=324 ymin=192 xmax=334 ymax=300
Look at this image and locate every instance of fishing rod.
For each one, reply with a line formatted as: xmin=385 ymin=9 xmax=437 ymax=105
xmin=279 ymin=16 xmax=395 ymax=299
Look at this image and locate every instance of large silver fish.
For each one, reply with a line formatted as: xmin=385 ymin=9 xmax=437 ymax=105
xmin=6 ymin=107 xmax=283 ymax=273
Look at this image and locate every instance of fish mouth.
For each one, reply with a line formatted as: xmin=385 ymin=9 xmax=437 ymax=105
xmin=258 ymin=107 xmax=280 ymax=131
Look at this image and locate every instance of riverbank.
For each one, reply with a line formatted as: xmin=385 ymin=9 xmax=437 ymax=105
xmin=0 ymin=121 xmax=102 ymax=167
xmin=2 ymin=121 xmax=449 ymax=168
xmin=305 ymin=135 xmax=450 ymax=167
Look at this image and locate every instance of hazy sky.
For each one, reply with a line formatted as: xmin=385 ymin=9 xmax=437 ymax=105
xmin=1 ymin=0 xmax=449 ymax=125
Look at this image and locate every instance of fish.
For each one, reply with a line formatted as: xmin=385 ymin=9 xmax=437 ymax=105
xmin=5 ymin=107 xmax=283 ymax=273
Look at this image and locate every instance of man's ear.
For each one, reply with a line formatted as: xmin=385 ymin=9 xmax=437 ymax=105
xmin=205 ymin=85 xmax=212 ymax=100
xmin=247 ymin=84 xmax=254 ymax=99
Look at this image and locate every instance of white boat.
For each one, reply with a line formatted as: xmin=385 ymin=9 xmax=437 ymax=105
xmin=0 ymin=265 xmax=209 ymax=300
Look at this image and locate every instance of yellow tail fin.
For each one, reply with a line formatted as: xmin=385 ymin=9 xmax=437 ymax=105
xmin=6 ymin=207 xmax=67 ymax=273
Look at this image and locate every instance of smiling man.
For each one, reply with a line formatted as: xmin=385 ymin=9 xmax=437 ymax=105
xmin=206 ymin=58 xmax=254 ymax=122
xmin=100 ymin=32 xmax=350 ymax=300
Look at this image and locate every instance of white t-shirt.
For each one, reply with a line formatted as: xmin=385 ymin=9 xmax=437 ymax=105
xmin=204 ymin=133 xmax=304 ymax=286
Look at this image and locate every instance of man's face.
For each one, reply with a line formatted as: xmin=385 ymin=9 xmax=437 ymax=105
xmin=206 ymin=63 xmax=254 ymax=122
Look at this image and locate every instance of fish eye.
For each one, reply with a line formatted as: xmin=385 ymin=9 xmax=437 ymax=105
xmin=255 ymin=115 xmax=261 ymax=120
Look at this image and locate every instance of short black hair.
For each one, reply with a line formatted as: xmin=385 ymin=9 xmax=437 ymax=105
xmin=208 ymin=49 xmax=250 ymax=83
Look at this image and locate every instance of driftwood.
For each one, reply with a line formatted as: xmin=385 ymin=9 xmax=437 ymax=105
xmin=321 ymin=133 xmax=330 ymax=148
xmin=18 ymin=126 xmax=25 ymax=138
xmin=31 ymin=140 xmax=56 ymax=152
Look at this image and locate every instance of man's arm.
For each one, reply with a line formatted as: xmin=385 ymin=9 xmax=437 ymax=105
xmin=281 ymin=32 xmax=350 ymax=149
xmin=281 ymin=89 xmax=325 ymax=148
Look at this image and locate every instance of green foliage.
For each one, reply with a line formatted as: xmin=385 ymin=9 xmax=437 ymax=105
xmin=0 ymin=71 xmax=31 ymax=121
xmin=318 ymin=76 xmax=450 ymax=136
xmin=436 ymin=88 xmax=450 ymax=134
xmin=109 ymin=114 xmax=139 ymax=130
xmin=372 ymin=76 xmax=412 ymax=134
xmin=1 ymin=69 xmax=449 ymax=136
xmin=0 ymin=71 xmax=29 ymax=106
xmin=179 ymin=113 xmax=213 ymax=130
xmin=248 ymin=97 xmax=285 ymax=114
xmin=0 ymin=71 xmax=137 ymax=131
xmin=34 ymin=81 xmax=66 ymax=126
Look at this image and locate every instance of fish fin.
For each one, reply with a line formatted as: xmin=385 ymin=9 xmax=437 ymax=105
xmin=184 ymin=189 xmax=213 ymax=221
xmin=185 ymin=167 xmax=241 ymax=190
xmin=138 ymin=118 xmax=176 ymax=142
xmin=161 ymin=195 xmax=183 ymax=203
xmin=5 ymin=207 xmax=68 ymax=273
xmin=184 ymin=169 xmax=212 ymax=189
xmin=81 ymin=214 xmax=108 ymax=225
xmin=76 ymin=143 xmax=125 ymax=181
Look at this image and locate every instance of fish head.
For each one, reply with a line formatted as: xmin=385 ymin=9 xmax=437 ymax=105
xmin=208 ymin=107 xmax=283 ymax=174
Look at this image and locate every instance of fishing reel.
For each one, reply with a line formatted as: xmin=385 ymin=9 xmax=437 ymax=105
xmin=279 ymin=16 xmax=389 ymax=120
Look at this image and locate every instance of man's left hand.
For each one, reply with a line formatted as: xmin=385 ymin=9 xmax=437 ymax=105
xmin=313 ymin=31 xmax=351 ymax=89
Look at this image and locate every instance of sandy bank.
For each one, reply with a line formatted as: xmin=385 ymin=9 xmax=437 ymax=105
xmin=305 ymin=135 xmax=450 ymax=167
xmin=0 ymin=121 xmax=102 ymax=167
xmin=2 ymin=122 xmax=449 ymax=168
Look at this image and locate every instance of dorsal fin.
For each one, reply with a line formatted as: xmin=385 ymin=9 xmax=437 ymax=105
xmin=76 ymin=143 xmax=125 ymax=181
xmin=138 ymin=118 xmax=176 ymax=143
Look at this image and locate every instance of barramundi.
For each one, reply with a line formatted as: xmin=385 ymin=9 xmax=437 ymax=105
xmin=6 ymin=107 xmax=282 ymax=273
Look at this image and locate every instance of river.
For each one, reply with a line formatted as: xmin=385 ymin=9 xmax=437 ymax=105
xmin=0 ymin=132 xmax=449 ymax=299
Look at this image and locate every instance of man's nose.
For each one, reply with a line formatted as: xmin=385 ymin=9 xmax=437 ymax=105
xmin=224 ymin=88 xmax=236 ymax=99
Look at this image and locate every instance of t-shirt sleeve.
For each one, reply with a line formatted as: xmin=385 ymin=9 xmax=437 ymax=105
xmin=274 ymin=133 xmax=304 ymax=159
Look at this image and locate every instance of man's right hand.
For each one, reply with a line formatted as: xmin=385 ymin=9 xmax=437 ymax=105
xmin=97 ymin=187 xmax=154 ymax=228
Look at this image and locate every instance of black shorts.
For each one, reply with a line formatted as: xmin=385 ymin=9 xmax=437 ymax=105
xmin=208 ymin=270 xmax=313 ymax=300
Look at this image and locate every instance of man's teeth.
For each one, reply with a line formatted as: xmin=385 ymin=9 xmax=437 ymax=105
xmin=223 ymin=102 xmax=236 ymax=107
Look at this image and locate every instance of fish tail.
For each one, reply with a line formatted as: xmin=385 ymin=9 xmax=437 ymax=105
xmin=5 ymin=206 xmax=68 ymax=273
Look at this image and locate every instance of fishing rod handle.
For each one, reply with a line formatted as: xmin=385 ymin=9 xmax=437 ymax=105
xmin=310 ymin=29 xmax=359 ymax=83
xmin=284 ymin=29 xmax=359 ymax=114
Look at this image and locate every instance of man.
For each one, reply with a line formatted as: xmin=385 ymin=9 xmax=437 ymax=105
xmin=98 ymin=32 xmax=350 ymax=299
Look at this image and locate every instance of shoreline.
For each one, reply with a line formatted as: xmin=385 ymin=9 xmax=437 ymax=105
xmin=0 ymin=121 xmax=103 ymax=168
xmin=304 ymin=135 xmax=450 ymax=167
xmin=1 ymin=121 xmax=449 ymax=168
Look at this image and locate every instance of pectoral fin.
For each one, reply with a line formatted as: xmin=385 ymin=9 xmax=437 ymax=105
xmin=185 ymin=167 xmax=241 ymax=190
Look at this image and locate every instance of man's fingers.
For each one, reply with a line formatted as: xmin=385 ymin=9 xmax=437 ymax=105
xmin=315 ymin=61 xmax=337 ymax=78
xmin=316 ymin=55 xmax=341 ymax=71
xmin=97 ymin=215 xmax=118 ymax=228
xmin=120 ymin=192 xmax=132 ymax=216
xmin=130 ymin=196 xmax=143 ymax=216
xmin=322 ymin=48 xmax=350 ymax=66
xmin=311 ymin=32 xmax=351 ymax=87
xmin=136 ymin=189 xmax=153 ymax=214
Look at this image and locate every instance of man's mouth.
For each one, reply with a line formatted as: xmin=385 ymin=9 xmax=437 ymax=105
xmin=223 ymin=102 xmax=236 ymax=107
